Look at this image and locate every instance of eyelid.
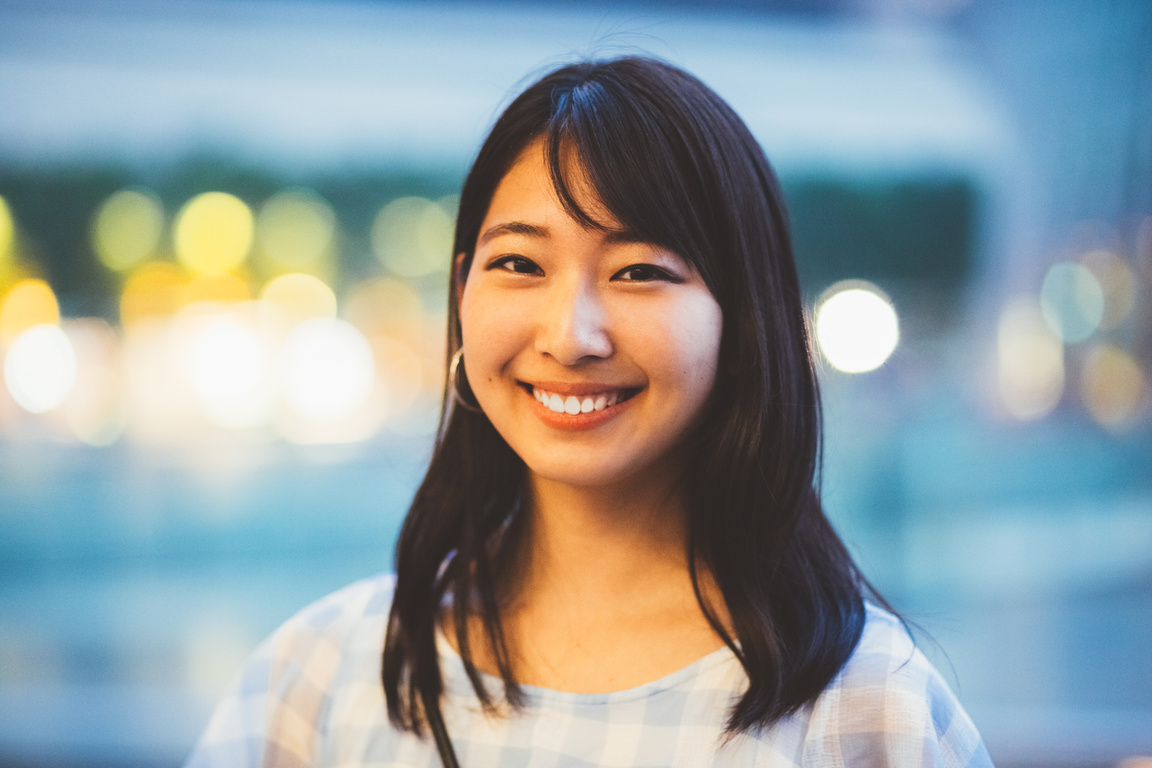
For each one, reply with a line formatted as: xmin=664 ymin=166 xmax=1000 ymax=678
xmin=486 ymin=254 xmax=542 ymax=274
xmin=611 ymin=263 xmax=684 ymax=283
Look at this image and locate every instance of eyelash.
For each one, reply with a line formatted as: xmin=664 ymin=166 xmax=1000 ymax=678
xmin=489 ymin=255 xmax=541 ymax=275
xmin=487 ymin=256 xmax=680 ymax=283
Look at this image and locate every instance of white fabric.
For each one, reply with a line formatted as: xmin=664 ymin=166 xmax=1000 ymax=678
xmin=187 ymin=573 xmax=993 ymax=767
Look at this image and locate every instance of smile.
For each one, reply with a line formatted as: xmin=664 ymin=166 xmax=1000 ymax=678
xmin=519 ymin=383 xmax=641 ymax=416
xmin=535 ymin=387 xmax=615 ymax=414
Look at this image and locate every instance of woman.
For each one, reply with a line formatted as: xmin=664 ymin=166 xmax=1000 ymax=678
xmin=189 ymin=56 xmax=993 ymax=767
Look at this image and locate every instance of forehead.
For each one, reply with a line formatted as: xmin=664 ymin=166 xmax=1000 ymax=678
xmin=481 ymin=138 xmax=621 ymax=234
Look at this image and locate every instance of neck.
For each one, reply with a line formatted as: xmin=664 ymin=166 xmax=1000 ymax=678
xmin=504 ymin=465 xmax=694 ymax=609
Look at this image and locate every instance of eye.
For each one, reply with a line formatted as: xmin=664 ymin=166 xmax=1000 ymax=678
xmin=489 ymin=255 xmax=543 ymax=275
xmin=611 ymin=264 xmax=681 ymax=283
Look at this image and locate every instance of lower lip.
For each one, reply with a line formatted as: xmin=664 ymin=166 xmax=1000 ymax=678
xmin=527 ymin=389 xmax=637 ymax=431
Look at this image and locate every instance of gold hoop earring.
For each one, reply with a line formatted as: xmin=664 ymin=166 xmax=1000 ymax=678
xmin=448 ymin=348 xmax=484 ymax=414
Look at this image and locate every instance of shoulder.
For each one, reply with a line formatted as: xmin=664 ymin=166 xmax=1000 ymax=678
xmin=186 ymin=573 xmax=397 ymax=768
xmin=265 ymin=572 xmax=395 ymax=659
xmin=801 ymin=604 xmax=994 ymax=768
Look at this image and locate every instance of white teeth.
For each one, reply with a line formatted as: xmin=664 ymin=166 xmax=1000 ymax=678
xmin=532 ymin=387 xmax=626 ymax=413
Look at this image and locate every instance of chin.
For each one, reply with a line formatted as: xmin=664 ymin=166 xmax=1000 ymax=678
xmin=519 ymin=447 xmax=670 ymax=493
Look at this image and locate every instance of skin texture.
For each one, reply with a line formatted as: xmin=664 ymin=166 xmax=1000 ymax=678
xmin=452 ymin=139 xmax=731 ymax=693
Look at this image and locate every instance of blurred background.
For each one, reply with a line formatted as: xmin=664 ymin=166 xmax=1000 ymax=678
xmin=0 ymin=0 xmax=1150 ymax=765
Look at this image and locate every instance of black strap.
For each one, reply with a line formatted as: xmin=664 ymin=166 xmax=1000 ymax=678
xmin=422 ymin=688 xmax=460 ymax=768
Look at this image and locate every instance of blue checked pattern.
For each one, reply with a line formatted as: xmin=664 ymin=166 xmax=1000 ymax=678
xmin=187 ymin=574 xmax=994 ymax=767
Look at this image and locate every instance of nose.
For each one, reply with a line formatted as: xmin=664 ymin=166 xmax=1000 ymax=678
xmin=535 ymin=279 xmax=613 ymax=365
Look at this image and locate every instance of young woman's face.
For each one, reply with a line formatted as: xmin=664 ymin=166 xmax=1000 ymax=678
xmin=458 ymin=140 xmax=723 ymax=492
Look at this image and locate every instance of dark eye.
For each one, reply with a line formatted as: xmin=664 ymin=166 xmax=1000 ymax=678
xmin=612 ymin=264 xmax=679 ymax=283
xmin=490 ymin=255 xmax=542 ymax=275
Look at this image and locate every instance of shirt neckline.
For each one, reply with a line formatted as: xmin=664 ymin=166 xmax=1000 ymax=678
xmin=435 ymin=629 xmax=739 ymax=706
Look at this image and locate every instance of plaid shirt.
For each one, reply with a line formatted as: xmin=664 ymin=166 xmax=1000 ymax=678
xmin=187 ymin=574 xmax=993 ymax=767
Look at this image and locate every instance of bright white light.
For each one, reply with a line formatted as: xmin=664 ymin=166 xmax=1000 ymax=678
xmin=279 ymin=318 xmax=374 ymax=422
xmin=815 ymin=283 xmax=899 ymax=373
xmin=998 ymin=298 xmax=1064 ymax=420
xmin=1040 ymin=262 xmax=1104 ymax=343
xmin=3 ymin=324 xmax=77 ymax=413
xmin=185 ymin=316 xmax=273 ymax=428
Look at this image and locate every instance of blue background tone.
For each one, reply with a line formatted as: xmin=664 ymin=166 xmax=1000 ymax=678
xmin=1 ymin=1 xmax=1150 ymax=766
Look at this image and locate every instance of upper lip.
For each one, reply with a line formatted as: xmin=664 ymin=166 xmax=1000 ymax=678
xmin=520 ymin=380 xmax=641 ymax=397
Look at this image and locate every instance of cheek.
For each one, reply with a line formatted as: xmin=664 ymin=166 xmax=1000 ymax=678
xmin=459 ymin=285 xmax=523 ymax=380
xmin=627 ymin=293 xmax=723 ymax=388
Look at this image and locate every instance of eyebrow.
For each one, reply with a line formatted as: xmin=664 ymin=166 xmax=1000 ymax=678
xmin=477 ymin=222 xmax=548 ymax=246
xmin=477 ymin=221 xmax=648 ymax=247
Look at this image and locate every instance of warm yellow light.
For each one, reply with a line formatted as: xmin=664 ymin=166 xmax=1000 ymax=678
xmin=998 ymin=298 xmax=1064 ymax=420
xmin=371 ymin=197 xmax=453 ymax=278
xmin=372 ymin=336 xmax=423 ymax=419
xmin=259 ymin=273 xmax=337 ymax=329
xmin=0 ymin=279 xmax=60 ymax=343
xmin=256 ymin=189 xmax=336 ymax=270
xmin=0 ymin=195 xmax=14 ymax=263
xmin=174 ymin=192 xmax=253 ymax=274
xmin=183 ymin=271 xmax=251 ymax=307
xmin=120 ymin=263 xmax=189 ymax=327
xmin=1080 ymin=344 xmax=1146 ymax=429
xmin=92 ymin=188 xmax=165 ymax=272
xmin=3 ymin=324 xmax=77 ymax=414
xmin=343 ymin=277 xmax=425 ymax=341
xmin=814 ymin=281 xmax=899 ymax=373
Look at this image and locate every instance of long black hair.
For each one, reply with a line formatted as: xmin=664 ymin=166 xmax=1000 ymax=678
xmin=384 ymin=55 xmax=878 ymax=736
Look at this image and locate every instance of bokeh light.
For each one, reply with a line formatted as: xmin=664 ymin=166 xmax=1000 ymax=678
xmin=183 ymin=271 xmax=251 ymax=307
xmin=59 ymin=319 xmax=125 ymax=446
xmin=279 ymin=318 xmax=375 ymax=423
xmin=372 ymin=336 xmax=423 ymax=420
xmin=1040 ymin=261 xmax=1104 ymax=343
xmin=260 ymin=273 xmax=337 ymax=329
xmin=184 ymin=313 xmax=274 ymax=429
xmin=814 ymin=281 xmax=899 ymax=373
xmin=343 ymin=277 xmax=425 ymax=342
xmin=91 ymin=188 xmax=165 ymax=272
xmin=255 ymin=188 xmax=336 ymax=272
xmin=998 ymin=298 xmax=1064 ymax=420
xmin=1080 ymin=249 xmax=1136 ymax=330
xmin=174 ymin=192 xmax=254 ymax=274
xmin=1080 ymin=344 xmax=1146 ymax=430
xmin=0 ymin=279 xmax=60 ymax=343
xmin=3 ymin=324 xmax=77 ymax=414
xmin=371 ymin=196 xmax=454 ymax=278
xmin=0 ymin=195 xmax=14 ymax=264
xmin=120 ymin=263 xmax=190 ymax=327
xmin=120 ymin=320 xmax=197 ymax=443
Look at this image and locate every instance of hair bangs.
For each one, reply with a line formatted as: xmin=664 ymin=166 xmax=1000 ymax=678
xmin=540 ymin=74 xmax=722 ymax=295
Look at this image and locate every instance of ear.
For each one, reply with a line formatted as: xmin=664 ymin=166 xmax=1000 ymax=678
xmin=453 ymin=252 xmax=469 ymax=306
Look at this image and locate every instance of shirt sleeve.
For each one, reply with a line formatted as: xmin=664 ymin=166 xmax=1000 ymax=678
xmin=803 ymin=609 xmax=995 ymax=768
xmin=182 ymin=576 xmax=388 ymax=768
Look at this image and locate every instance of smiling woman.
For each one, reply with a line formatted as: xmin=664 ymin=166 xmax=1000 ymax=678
xmin=187 ymin=57 xmax=993 ymax=767
xmin=460 ymin=138 xmax=723 ymax=496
